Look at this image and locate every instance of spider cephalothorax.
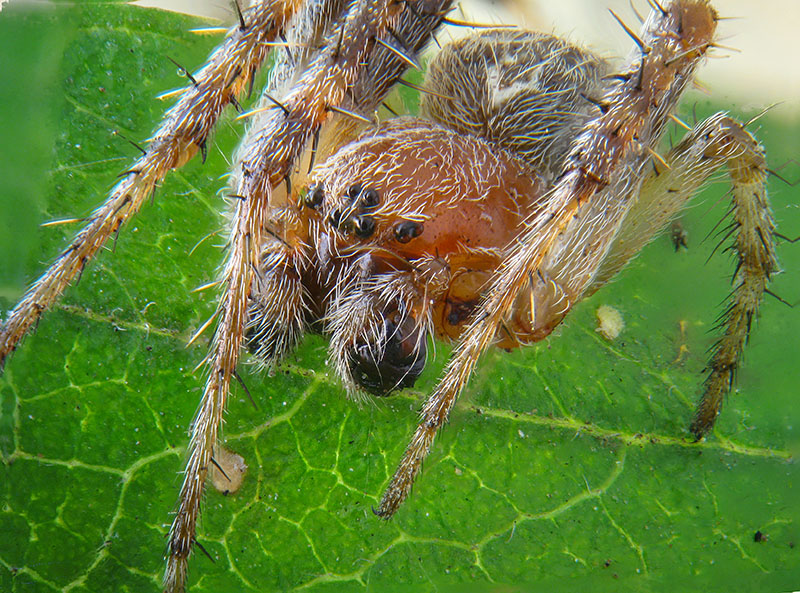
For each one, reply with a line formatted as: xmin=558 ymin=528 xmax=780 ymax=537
xmin=248 ymin=30 xmax=609 ymax=397
xmin=0 ymin=1 xmax=782 ymax=591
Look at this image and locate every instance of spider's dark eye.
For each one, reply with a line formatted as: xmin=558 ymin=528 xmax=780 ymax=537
xmin=394 ymin=220 xmax=423 ymax=243
xmin=348 ymin=315 xmax=427 ymax=396
xmin=328 ymin=209 xmax=344 ymax=229
xmin=361 ymin=187 xmax=380 ymax=208
xmin=304 ymin=184 xmax=325 ymax=210
xmin=353 ymin=215 xmax=376 ymax=238
xmin=347 ymin=183 xmax=362 ymax=201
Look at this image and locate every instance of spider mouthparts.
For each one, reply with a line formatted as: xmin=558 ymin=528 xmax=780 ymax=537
xmin=348 ymin=315 xmax=427 ymax=396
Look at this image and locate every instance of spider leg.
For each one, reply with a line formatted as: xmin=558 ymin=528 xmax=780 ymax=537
xmin=547 ymin=112 xmax=775 ymax=438
xmin=598 ymin=114 xmax=774 ymax=438
xmin=377 ymin=0 xmax=720 ymax=518
xmin=0 ymin=0 xmax=298 ymax=369
xmin=246 ymin=238 xmax=311 ymax=364
xmin=164 ymin=0 xmax=407 ymax=590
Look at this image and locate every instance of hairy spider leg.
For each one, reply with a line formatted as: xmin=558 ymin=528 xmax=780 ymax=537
xmin=0 ymin=0 xmax=299 ymax=369
xmin=585 ymin=113 xmax=775 ymax=437
xmin=164 ymin=0 xmax=410 ymax=590
xmin=377 ymin=0 xmax=721 ymax=518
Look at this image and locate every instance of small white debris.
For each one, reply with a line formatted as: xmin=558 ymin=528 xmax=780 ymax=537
xmin=210 ymin=446 xmax=248 ymax=495
xmin=595 ymin=305 xmax=624 ymax=340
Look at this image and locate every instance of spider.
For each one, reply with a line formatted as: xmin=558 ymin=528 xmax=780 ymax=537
xmin=0 ymin=0 xmax=793 ymax=591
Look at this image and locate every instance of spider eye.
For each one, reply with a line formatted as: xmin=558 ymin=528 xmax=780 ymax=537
xmin=394 ymin=220 xmax=423 ymax=243
xmin=353 ymin=215 xmax=376 ymax=238
xmin=304 ymin=184 xmax=324 ymax=210
xmin=327 ymin=209 xmax=344 ymax=229
xmin=361 ymin=187 xmax=380 ymax=208
xmin=347 ymin=183 xmax=362 ymax=201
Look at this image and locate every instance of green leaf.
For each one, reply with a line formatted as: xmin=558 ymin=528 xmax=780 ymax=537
xmin=1 ymin=3 xmax=798 ymax=593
